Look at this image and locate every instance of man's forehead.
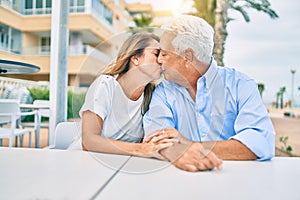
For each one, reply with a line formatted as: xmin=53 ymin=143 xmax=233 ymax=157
xmin=159 ymin=31 xmax=176 ymax=51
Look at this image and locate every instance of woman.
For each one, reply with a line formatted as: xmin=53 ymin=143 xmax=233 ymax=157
xmin=69 ymin=32 xmax=173 ymax=160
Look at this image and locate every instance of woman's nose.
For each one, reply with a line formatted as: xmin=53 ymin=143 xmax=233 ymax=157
xmin=157 ymin=53 xmax=163 ymax=64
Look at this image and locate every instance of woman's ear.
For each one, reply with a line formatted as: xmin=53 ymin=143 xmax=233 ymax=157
xmin=130 ymin=55 xmax=139 ymax=66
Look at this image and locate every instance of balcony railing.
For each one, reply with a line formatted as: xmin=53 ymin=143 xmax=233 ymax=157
xmin=24 ymin=8 xmax=52 ymax=15
xmin=21 ymin=45 xmax=112 ymax=61
xmin=23 ymin=6 xmax=86 ymax=16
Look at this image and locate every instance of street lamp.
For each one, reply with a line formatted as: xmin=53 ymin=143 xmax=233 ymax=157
xmin=290 ymin=69 xmax=296 ymax=107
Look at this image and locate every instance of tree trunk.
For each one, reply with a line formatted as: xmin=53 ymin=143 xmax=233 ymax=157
xmin=280 ymin=93 xmax=284 ymax=109
xmin=213 ymin=0 xmax=229 ymax=66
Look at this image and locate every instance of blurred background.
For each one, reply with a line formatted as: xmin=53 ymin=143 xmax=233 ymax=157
xmin=1 ymin=0 xmax=299 ymax=154
xmin=1 ymin=0 xmax=299 ymax=107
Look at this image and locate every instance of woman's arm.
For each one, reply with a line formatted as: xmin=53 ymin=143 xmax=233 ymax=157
xmin=81 ymin=110 xmax=172 ymax=160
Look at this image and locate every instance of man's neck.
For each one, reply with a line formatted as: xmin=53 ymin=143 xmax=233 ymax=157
xmin=186 ymin=62 xmax=210 ymax=101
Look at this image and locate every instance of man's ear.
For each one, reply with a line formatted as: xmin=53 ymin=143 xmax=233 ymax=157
xmin=184 ymin=48 xmax=194 ymax=62
xmin=130 ymin=55 xmax=139 ymax=65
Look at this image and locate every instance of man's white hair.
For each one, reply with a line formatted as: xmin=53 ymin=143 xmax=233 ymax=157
xmin=161 ymin=15 xmax=214 ymax=64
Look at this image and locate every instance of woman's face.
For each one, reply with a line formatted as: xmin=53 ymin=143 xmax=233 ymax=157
xmin=136 ymin=39 xmax=162 ymax=81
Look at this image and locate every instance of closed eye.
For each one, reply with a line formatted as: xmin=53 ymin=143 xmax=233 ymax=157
xmin=153 ymin=49 xmax=160 ymax=57
xmin=159 ymin=50 xmax=167 ymax=57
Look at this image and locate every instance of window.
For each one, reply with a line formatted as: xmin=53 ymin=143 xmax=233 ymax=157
xmin=0 ymin=25 xmax=21 ymax=54
xmin=40 ymin=37 xmax=51 ymax=53
xmin=70 ymin=0 xmax=85 ymax=13
xmin=36 ymin=0 xmax=42 ymax=8
xmin=24 ymin=0 xmax=52 ymax=15
xmin=92 ymin=0 xmax=113 ymax=25
xmin=46 ymin=0 xmax=51 ymax=8
xmin=0 ymin=25 xmax=9 ymax=50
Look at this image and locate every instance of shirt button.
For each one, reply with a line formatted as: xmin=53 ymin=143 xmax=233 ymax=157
xmin=201 ymin=133 xmax=208 ymax=138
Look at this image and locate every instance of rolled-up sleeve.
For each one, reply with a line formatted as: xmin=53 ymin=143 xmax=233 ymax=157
xmin=231 ymin=79 xmax=275 ymax=160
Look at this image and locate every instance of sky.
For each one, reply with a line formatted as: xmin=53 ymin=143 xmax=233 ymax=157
xmin=126 ymin=0 xmax=300 ymax=105
xmin=224 ymin=0 xmax=300 ymax=105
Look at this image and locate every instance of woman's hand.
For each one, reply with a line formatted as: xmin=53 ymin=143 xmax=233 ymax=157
xmin=137 ymin=141 xmax=174 ymax=160
xmin=144 ymin=128 xmax=189 ymax=145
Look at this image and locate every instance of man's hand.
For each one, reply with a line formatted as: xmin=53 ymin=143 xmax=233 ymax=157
xmin=162 ymin=142 xmax=222 ymax=172
xmin=145 ymin=128 xmax=223 ymax=172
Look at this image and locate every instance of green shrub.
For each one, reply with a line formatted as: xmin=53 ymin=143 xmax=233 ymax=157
xmin=25 ymin=87 xmax=86 ymax=121
xmin=21 ymin=87 xmax=49 ymax=122
xmin=68 ymin=90 xmax=86 ymax=119
xmin=29 ymin=87 xmax=50 ymax=101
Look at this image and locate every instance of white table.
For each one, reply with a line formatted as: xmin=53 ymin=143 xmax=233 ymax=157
xmin=1 ymin=148 xmax=299 ymax=200
xmin=20 ymin=104 xmax=50 ymax=148
xmin=0 ymin=148 xmax=130 ymax=200
xmin=0 ymin=59 xmax=40 ymax=74
xmin=98 ymin=156 xmax=300 ymax=200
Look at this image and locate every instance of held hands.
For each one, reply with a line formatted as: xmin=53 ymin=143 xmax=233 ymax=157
xmin=138 ymin=141 xmax=173 ymax=160
xmin=144 ymin=128 xmax=189 ymax=144
xmin=139 ymin=128 xmax=183 ymax=160
xmin=138 ymin=129 xmax=179 ymax=160
xmin=144 ymin=128 xmax=223 ymax=172
xmin=170 ymin=142 xmax=223 ymax=172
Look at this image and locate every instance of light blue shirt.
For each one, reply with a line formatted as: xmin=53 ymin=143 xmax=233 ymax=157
xmin=143 ymin=60 xmax=275 ymax=161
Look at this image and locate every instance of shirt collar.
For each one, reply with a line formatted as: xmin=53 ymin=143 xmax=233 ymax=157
xmin=200 ymin=57 xmax=218 ymax=89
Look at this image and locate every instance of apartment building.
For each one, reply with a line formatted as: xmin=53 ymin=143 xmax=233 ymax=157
xmin=0 ymin=0 xmax=134 ymax=87
xmin=0 ymin=0 xmax=172 ymax=87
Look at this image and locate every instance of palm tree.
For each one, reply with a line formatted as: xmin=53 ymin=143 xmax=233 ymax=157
xmin=279 ymin=86 xmax=286 ymax=109
xmin=191 ymin=0 xmax=278 ymax=66
xmin=130 ymin=13 xmax=153 ymax=33
xmin=258 ymin=83 xmax=265 ymax=98
xmin=276 ymin=91 xmax=280 ymax=108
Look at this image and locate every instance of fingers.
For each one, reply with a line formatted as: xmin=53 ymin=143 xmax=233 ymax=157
xmin=145 ymin=128 xmax=179 ymax=143
xmin=158 ymin=138 xmax=180 ymax=144
xmin=144 ymin=129 xmax=165 ymax=143
xmin=203 ymin=151 xmax=223 ymax=170
xmin=175 ymin=156 xmax=222 ymax=172
xmin=155 ymin=142 xmax=174 ymax=151
xmin=170 ymin=143 xmax=223 ymax=172
xmin=175 ymin=163 xmax=198 ymax=172
xmin=142 ymin=142 xmax=173 ymax=161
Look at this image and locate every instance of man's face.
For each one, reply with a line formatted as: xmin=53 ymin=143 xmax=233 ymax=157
xmin=158 ymin=31 xmax=186 ymax=82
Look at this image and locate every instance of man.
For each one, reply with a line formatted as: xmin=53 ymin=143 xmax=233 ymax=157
xmin=143 ymin=15 xmax=275 ymax=172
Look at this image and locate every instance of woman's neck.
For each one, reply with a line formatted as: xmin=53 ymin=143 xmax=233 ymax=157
xmin=117 ymin=73 xmax=147 ymax=101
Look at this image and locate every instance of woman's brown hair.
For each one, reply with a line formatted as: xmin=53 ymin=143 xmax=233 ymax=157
xmin=102 ymin=32 xmax=159 ymax=115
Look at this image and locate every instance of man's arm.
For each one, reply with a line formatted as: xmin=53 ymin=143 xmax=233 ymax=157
xmin=230 ymin=78 xmax=275 ymax=160
xmin=201 ymin=139 xmax=257 ymax=160
xmin=147 ymin=128 xmax=257 ymax=161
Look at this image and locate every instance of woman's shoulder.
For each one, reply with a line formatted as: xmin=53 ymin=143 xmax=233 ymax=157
xmin=94 ymin=74 xmax=116 ymax=84
xmin=87 ymin=75 xmax=117 ymax=94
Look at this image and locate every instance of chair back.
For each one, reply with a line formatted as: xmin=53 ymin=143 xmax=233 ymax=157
xmin=33 ymin=100 xmax=50 ymax=118
xmin=0 ymin=99 xmax=20 ymax=124
xmin=53 ymin=122 xmax=80 ymax=149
